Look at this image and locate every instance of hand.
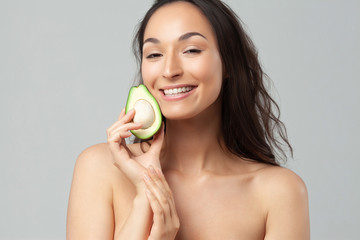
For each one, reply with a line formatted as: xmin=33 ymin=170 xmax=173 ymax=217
xmin=106 ymin=108 xmax=164 ymax=192
xmin=144 ymin=166 xmax=180 ymax=240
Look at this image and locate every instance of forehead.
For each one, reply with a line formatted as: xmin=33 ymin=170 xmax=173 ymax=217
xmin=144 ymin=1 xmax=216 ymax=43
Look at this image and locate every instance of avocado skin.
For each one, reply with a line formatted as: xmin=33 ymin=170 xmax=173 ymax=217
xmin=125 ymin=84 xmax=162 ymax=139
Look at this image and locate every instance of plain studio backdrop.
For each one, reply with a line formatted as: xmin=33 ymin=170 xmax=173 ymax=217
xmin=1 ymin=0 xmax=359 ymax=239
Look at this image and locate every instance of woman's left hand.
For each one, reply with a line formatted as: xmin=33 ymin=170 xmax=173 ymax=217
xmin=144 ymin=166 xmax=180 ymax=240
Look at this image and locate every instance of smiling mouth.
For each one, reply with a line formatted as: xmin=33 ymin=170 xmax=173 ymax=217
xmin=163 ymin=86 xmax=195 ymax=96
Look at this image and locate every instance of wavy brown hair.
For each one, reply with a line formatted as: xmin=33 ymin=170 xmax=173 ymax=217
xmin=132 ymin=0 xmax=292 ymax=165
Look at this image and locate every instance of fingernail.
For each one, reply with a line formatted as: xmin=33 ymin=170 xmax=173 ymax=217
xmin=143 ymin=173 xmax=151 ymax=182
xmin=146 ymin=189 xmax=152 ymax=197
xmin=155 ymin=168 xmax=163 ymax=177
xmin=149 ymin=166 xmax=157 ymax=175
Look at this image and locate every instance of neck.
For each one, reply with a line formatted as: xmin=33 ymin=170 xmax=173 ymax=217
xmin=160 ymin=100 xmax=229 ymax=176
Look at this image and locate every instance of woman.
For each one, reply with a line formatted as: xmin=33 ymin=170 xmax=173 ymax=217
xmin=67 ymin=0 xmax=310 ymax=239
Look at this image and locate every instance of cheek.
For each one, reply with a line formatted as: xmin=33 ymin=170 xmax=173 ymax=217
xmin=141 ymin=61 xmax=160 ymax=87
xmin=188 ymin=52 xmax=223 ymax=89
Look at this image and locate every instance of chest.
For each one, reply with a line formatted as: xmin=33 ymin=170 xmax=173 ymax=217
xmin=168 ymin=177 xmax=266 ymax=240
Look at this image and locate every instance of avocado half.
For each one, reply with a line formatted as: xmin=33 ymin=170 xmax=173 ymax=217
xmin=125 ymin=84 xmax=162 ymax=139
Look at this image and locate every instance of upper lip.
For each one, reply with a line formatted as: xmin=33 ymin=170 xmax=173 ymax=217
xmin=160 ymin=84 xmax=197 ymax=90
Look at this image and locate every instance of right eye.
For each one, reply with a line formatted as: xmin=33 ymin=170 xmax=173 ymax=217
xmin=146 ymin=53 xmax=162 ymax=59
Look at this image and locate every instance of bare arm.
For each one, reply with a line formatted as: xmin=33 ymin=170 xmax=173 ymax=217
xmin=114 ymin=194 xmax=152 ymax=240
xmin=67 ymin=109 xmax=179 ymax=240
xmin=66 ymin=144 xmax=116 ymax=239
xmin=264 ymin=168 xmax=310 ymax=240
xmin=66 ymin=144 xmax=153 ymax=240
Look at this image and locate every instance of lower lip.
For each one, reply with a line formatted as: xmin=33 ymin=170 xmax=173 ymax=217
xmin=161 ymin=88 xmax=196 ymax=101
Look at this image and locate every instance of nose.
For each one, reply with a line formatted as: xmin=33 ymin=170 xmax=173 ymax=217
xmin=162 ymin=52 xmax=183 ymax=80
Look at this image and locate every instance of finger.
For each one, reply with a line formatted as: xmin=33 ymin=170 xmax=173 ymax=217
xmin=108 ymin=131 xmax=131 ymax=156
xmin=147 ymin=123 xmax=165 ymax=156
xmin=145 ymin=167 xmax=172 ymax=218
xmin=145 ymin=187 xmax=165 ymax=240
xmin=122 ymin=108 xmax=136 ymax=123
xmin=108 ymin=130 xmax=132 ymax=143
xmin=109 ymin=134 xmax=138 ymax=170
xmin=108 ymin=121 xmax=143 ymax=139
xmin=107 ymin=122 xmax=143 ymax=142
xmin=109 ymin=121 xmax=143 ymax=136
xmin=144 ymin=169 xmax=171 ymax=213
xmin=106 ymin=108 xmax=126 ymax=136
xmin=107 ymin=129 xmax=132 ymax=161
xmin=108 ymin=131 xmax=134 ymax=161
xmin=106 ymin=109 xmax=137 ymax=136
xmin=145 ymin=167 xmax=180 ymax=239
xmin=145 ymin=170 xmax=180 ymax=239
xmin=149 ymin=166 xmax=168 ymax=194
xmin=155 ymin=168 xmax=175 ymax=205
xmin=145 ymin=187 xmax=165 ymax=223
xmin=118 ymin=108 xmax=126 ymax=120
xmin=154 ymin=168 xmax=177 ymax=218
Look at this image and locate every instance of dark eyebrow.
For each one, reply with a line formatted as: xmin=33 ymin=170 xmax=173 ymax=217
xmin=143 ymin=32 xmax=207 ymax=45
xmin=143 ymin=37 xmax=160 ymax=45
xmin=178 ymin=32 xmax=207 ymax=41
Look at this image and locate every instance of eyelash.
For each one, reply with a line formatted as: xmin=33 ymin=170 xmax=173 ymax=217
xmin=145 ymin=49 xmax=202 ymax=59
xmin=146 ymin=53 xmax=163 ymax=59
xmin=184 ymin=49 xmax=202 ymax=54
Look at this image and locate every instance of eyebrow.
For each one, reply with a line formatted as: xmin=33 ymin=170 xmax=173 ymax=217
xmin=179 ymin=32 xmax=207 ymax=41
xmin=143 ymin=32 xmax=207 ymax=45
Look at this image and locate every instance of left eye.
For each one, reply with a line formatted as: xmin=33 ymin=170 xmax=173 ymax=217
xmin=184 ymin=49 xmax=202 ymax=54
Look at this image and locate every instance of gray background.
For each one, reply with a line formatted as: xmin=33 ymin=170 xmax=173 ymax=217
xmin=1 ymin=0 xmax=359 ymax=239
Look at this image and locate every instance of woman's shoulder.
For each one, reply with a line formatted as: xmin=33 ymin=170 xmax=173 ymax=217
xmin=72 ymin=142 xmax=150 ymax=185
xmin=76 ymin=143 xmax=112 ymax=164
xmin=248 ymin=164 xmax=308 ymax=200
xmin=74 ymin=142 xmax=145 ymax=170
xmin=257 ymin=165 xmax=307 ymax=195
xmin=228 ymin=159 xmax=308 ymax=201
xmin=234 ymin=159 xmax=307 ymax=190
xmin=73 ymin=143 xmax=115 ymax=180
xmin=67 ymin=142 xmax=143 ymax=237
xmin=71 ymin=142 xmax=145 ymax=193
xmin=252 ymin=165 xmax=309 ymax=218
xmin=252 ymin=165 xmax=310 ymax=238
xmin=247 ymin=164 xmax=310 ymax=237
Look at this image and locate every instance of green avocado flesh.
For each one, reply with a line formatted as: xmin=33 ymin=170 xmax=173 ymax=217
xmin=125 ymin=84 xmax=162 ymax=139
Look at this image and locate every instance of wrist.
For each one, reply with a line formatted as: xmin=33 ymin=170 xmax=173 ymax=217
xmin=134 ymin=180 xmax=147 ymax=194
xmin=133 ymin=186 xmax=150 ymax=209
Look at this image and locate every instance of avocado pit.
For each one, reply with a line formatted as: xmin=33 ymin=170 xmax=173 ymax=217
xmin=133 ymin=99 xmax=155 ymax=129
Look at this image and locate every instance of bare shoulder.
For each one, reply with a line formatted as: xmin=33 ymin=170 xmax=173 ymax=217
xmin=67 ymin=142 xmax=142 ymax=238
xmin=73 ymin=142 xmax=144 ymax=176
xmin=67 ymin=143 xmax=116 ymax=238
xmin=235 ymin=161 xmax=307 ymax=195
xmin=257 ymin=166 xmax=308 ymax=201
xmin=74 ymin=143 xmax=113 ymax=171
xmin=71 ymin=143 xmax=124 ymax=186
xmin=251 ymin=165 xmax=308 ymax=210
xmin=253 ymin=166 xmax=310 ymax=240
xmin=70 ymin=142 xmax=144 ymax=188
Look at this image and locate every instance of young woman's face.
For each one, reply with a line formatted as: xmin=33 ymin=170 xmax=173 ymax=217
xmin=142 ymin=1 xmax=223 ymax=120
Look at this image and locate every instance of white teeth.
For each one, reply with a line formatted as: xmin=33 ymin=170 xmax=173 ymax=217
xmin=164 ymin=86 xmax=194 ymax=96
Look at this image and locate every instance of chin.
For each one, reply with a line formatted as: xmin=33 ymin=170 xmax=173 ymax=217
xmin=162 ymin=109 xmax=198 ymax=121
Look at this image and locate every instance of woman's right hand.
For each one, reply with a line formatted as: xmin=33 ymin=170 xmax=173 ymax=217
xmin=106 ymin=108 xmax=165 ymax=193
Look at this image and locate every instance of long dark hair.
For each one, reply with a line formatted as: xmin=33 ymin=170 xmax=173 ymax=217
xmin=132 ymin=0 xmax=292 ymax=165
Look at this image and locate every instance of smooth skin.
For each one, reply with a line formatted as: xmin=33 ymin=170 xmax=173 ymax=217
xmin=67 ymin=2 xmax=310 ymax=240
